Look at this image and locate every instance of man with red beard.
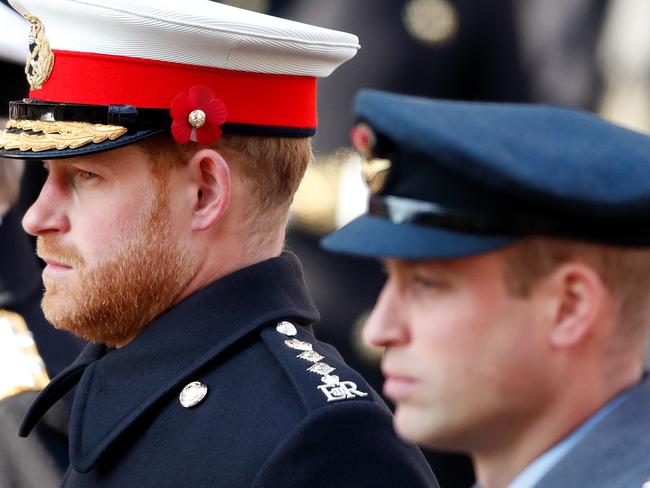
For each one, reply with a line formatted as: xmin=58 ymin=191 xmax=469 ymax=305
xmin=0 ymin=1 xmax=438 ymax=487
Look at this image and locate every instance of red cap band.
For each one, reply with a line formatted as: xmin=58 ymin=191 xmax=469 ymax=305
xmin=29 ymin=50 xmax=318 ymax=129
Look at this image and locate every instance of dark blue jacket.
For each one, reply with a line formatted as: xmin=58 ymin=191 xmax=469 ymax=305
xmin=21 ymin=253 xmax=438 ymax=487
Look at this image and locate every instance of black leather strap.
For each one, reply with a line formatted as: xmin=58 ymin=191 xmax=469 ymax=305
xmin=10 ymin=100 xmax=169 ymax=127
xmin=368 ymin=195 xmax=650 ymax=245
xmin=9 ymin=99 xmax=317 ymax=137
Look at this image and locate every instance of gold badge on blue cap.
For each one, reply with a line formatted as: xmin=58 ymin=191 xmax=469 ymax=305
xmin=351 ymin=123 xmax=391 ymax=194
xmin=361 ymin=158 xmax=392 ymax=195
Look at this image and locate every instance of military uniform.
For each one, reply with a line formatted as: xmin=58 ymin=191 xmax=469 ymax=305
xmin=322 ymin=90 xmax=650 ymax=488
xmin=0 ymin=210 xmax=79 ymax=487
xmin=21 ymin=253 xmax=437 ymax=487
xmin=0 ymin=390 xmax=70 ymax=488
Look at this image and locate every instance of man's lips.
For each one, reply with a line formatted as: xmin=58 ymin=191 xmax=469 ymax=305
xmin=382 ymin=367 xmax=418 ymax=400
xmin=41 ymin=257 xmax=74 ymax=276
xmin=42 ymin=257 xmax=72 ymax=268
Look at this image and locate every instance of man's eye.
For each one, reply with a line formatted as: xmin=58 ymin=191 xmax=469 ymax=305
xmin=413 ymin=274 xmax=442 ymax=289
xmin=75 ymin=170 xmax=98 ymax=182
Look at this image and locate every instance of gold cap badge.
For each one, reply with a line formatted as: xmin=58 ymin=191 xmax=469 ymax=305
xmin=361 ymin=158 xmax=392 ymax=195
xmin=24 ymin=14 xmax=55 ymax=90
xmin=351 ymin=123 xmax=392 ymax=195
xmin=0 ymin=119 xmax=128 ymax=153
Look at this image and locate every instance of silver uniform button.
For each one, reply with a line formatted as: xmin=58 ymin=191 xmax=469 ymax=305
xmin=179 ymin=381 xmax=208 ymax=408
xmin=276 ymin=321 xmax=297 ymax=336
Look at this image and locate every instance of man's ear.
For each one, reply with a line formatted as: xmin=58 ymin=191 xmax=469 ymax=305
xmin=187 ymin=148 xmax=231 ymax=231
xmin=544 ymin=262 xmax=607 ymax=349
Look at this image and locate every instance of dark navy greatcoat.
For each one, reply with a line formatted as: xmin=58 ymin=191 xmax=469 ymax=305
xmin=21 ymin=253 xmax=438 ymax=487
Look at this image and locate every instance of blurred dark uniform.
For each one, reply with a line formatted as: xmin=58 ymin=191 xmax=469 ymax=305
xmin=0 ymin=211 xmax=83 ymax=487
xmin=0 ymin=7 xmax=84 ymax=485
xmin=0 ymin=207 xmax=84 ymax=488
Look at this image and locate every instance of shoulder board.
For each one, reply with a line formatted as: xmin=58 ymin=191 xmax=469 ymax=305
xmin=0 ymin=310 xmax=50 ymax=401
xmin=261 ymin=321 xmax=374 ymax=412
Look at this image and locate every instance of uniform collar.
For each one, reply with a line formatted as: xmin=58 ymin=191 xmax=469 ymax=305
xmin=21 ymin=252 xmax=319 ymax=473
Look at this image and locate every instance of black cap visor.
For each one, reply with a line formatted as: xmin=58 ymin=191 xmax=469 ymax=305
xmin=0 ymin=126 xmax=164 ymax=160
xmin=0 ymin=99 xmax=170 ymax=160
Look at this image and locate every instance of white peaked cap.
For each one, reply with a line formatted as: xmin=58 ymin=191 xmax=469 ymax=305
xmin=9 ymin=0 xmax=359 ymax=77
xmin=0 ymin=0 xmax=360 ymax=159
xmin=0 ymin=4 xmax=29 ymax=64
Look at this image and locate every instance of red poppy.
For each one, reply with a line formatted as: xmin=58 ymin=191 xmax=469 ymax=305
xmin=170 ymin=85 xmax=228 ymax=145
xmin=350 ymin=123 xmax=376 ymax=158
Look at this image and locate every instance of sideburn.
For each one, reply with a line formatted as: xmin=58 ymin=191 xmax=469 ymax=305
xmin=42 ymin=184 xmax=194 ymax=346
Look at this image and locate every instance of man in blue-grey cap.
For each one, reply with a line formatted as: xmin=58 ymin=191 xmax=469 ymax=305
xmin=323 ymin=90 xmax=650 ymax=488
xmin=0 ymin=0 xmax=441 ymax=486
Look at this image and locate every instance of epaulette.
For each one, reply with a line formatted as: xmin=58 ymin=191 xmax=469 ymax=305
xmin=261 ymin=321 xmax=374 ymax=412
xmin=0 ymin=310 xmax=49 ymax=401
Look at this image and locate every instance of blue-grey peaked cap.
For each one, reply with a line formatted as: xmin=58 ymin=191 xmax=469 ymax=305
xmin=322 ymin=90 xmax=650 ymax=259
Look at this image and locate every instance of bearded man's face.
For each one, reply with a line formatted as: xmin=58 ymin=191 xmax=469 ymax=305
xmin=23 ymin=145 xmax=194 ymax=346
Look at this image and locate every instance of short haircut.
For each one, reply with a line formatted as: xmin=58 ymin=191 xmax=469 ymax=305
xmin=139 ymin=132 xmax=312 ymax=239
xmin=502 ymin=237 xmax=650 ymax=338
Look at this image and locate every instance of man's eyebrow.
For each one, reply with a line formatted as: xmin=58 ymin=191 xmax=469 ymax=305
xmin=400 ymin=260 xmax=451 ymax=276
xmin=61 ymin=156 xmax=115 ymax=172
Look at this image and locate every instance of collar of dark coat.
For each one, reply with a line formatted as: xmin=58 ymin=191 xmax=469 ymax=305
xmin=20 ymin=252 xmax=319 ymax=473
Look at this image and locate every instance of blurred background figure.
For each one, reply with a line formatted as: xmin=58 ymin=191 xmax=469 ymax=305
xmin=598 ymin=0 xmax=650 ymax=132
xmin=0 ymin=4 xmax=84 ymax=487
xmin=0 ymin=0 xmax=83 ymax=384
xmin=515 ymin=0 xmax=608 ymax=111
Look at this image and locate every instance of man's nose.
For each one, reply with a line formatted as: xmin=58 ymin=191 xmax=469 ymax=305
xmin=363 ymin=279 xmax=409 ymax=348
xmin=22 ymin=179 xmax=70 ymax=237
